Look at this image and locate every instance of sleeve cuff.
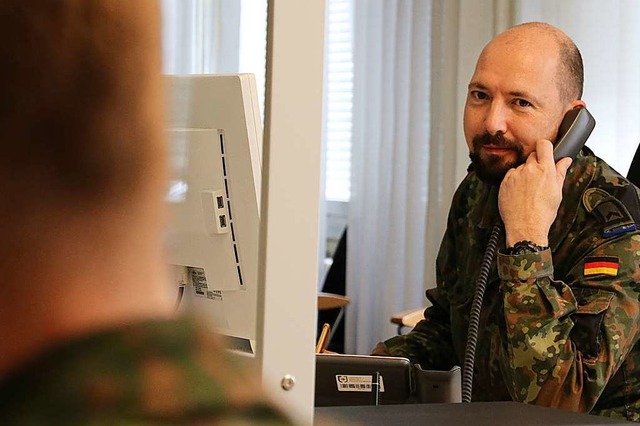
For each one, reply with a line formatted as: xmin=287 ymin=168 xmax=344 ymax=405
xmin=497 ymin=249 xmax=554 ymax=281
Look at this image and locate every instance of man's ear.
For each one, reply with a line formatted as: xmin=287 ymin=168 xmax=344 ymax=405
xmin=570 ymin=99 xmax=587 ymax=110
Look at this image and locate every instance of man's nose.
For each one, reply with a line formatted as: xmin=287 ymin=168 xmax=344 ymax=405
xmin=485 ymin=103 xmax=508 ymax=135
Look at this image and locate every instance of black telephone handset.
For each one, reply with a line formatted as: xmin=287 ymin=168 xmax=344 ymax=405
xmin=553 ymin=107 xmax=596 ymax=162
xmin=461 ymin=108 xmax=597 ymax=403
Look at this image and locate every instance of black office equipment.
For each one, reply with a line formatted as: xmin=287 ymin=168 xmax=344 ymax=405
xmin=413 ymin=364 xmax=461 ymax=404
xmin=315 ymin=354 xmax=412 ymax=406
xmin=315 ymin=354 xmax=462 ymax=407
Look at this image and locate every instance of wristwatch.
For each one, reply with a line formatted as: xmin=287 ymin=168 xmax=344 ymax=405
xmin=503 ymin=240 xmax=549 ymax=255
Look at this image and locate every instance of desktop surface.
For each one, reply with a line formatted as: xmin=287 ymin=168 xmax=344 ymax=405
xmin=315 ymin=401 xmax=631 ymax=425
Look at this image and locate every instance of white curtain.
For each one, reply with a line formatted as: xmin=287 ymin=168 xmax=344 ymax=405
xmin=515 ymin=0 xmax=640 ymax=175
xmin=346 ymin=0 xmax=514 ymax=354
xmin=161 ymin=0 xmax=241 ymax=74
xmin=347 ymin=0 xmax=433 ymax=354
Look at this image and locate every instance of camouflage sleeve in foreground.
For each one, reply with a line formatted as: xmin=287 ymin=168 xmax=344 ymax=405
xmin=0 ymin=318 xmax=295 ymax=425
xmin=497 ymin=237 xmax=640 ymax=413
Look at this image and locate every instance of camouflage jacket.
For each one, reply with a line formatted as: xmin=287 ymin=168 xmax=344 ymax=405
xmin=0 ymin=317 xmax=293 ymax=425
xmin=376 ymin=148 xmax=640 ymax=421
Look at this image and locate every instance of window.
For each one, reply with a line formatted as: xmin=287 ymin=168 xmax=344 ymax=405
xmin=161 ymin=0 xmax=353 ymax=202
xmin=324 ymin=0 xmax=354 ymax=202
xmin=238 ymin=0 xmax=268 ymax=121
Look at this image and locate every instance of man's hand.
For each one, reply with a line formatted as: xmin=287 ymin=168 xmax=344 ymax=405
xmin=498 ymin=139 xmax=573 ymax=247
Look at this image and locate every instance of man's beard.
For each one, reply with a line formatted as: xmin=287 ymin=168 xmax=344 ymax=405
xmin=469 ymin=132 xmax=526 ymax=185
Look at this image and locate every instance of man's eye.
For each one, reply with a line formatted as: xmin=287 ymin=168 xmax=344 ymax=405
xmin=471 ymin=91 xmax=488 ymax=100
xmin=515 ymin=99 xmax=532 ymax=107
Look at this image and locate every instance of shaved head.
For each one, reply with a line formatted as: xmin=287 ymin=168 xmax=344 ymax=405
xmin=483 ymin=22 xmax=583 ymax=102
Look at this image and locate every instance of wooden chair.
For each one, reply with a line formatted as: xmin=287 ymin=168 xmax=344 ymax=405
xmin=390 ymin=307 xmax=425 ymax=334
xmin=317 ymin=292 xmax=350 ymax=344
xmin=318 ymin=292 xmax=350 ymax=311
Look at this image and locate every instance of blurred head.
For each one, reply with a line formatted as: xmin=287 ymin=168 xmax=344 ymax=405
xmin=0 ymin=2 xmax=179 ymax=376
xmin=0 ymin=0 xmax=166 ymax=252
xmin=463 ymin=22 xmax=585 ymax=185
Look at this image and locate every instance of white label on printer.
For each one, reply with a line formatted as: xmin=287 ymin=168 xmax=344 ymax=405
xmin=335 ymin=375 xmax=385 ymax=392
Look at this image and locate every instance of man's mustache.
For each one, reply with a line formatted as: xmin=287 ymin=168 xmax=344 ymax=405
xmin=472 ymin=132 xmax=522 ymax=151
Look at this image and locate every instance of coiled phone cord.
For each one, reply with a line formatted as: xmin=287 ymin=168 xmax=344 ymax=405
xmin=461 ymin=221 xmax=503 ymax=403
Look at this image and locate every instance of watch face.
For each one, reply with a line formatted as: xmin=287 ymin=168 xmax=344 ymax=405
xmin=514 ymin=246 xmax=537 ymax=255
xmin=507 ymin=240 xmax=548 ymax=255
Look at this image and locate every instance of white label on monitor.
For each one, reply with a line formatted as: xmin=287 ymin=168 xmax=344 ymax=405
xmin=185 ymin=267 xmax=229 ymax=329
xmin=190 ymin=268 xmax=224 ymax=302
xmin=190 ymin=267 xmax=210 ymax=298
xmin=335 ymin=375 xmax=385 ymax=392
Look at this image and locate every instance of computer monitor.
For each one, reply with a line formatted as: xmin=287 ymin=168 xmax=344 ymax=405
xmin=165 ymin=74 xmax=262 ymax=356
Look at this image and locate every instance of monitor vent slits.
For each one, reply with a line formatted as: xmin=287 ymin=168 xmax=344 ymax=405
xmin=219 ymin=133 xmax=245 ymax=288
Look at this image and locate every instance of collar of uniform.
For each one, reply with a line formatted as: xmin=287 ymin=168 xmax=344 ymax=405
xmin=548 ymin=148 xmax=597 ymax=251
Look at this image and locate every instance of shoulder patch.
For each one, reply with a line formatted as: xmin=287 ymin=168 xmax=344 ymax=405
xmin=582 ymin=188 xmax=637 ymax=237
xmin=584 ymin=256 xmax=619 ymax=277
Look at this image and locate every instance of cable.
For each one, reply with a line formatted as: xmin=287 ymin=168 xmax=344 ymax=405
xmin=174 ymin=285 xmax=185 ymax=312
xmin=461 ymin=221 xmax=503 ymax=403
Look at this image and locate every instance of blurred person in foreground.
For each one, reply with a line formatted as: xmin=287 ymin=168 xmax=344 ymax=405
xmin=0 ymin=1 xmax=291 ymax=424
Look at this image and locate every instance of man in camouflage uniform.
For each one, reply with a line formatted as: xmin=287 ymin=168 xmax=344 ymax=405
xmin=0 ymin=1 xmax=291 ymax=424
xmin=374 ymin=22 xmax=640 ymax=421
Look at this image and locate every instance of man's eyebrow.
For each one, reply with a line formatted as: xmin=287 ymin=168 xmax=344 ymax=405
xmin=468 ymin=82 xmax=488 ymax=91
xmin=467 ymin=82 xmax=542 ymax=105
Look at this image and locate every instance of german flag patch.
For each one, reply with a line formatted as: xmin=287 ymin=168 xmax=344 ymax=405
xmin=584 ymin=256 xmax=619 ymax=277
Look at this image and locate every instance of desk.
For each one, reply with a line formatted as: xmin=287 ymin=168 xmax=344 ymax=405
xmin=315 ymin=402 xmax=631 ymax=425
